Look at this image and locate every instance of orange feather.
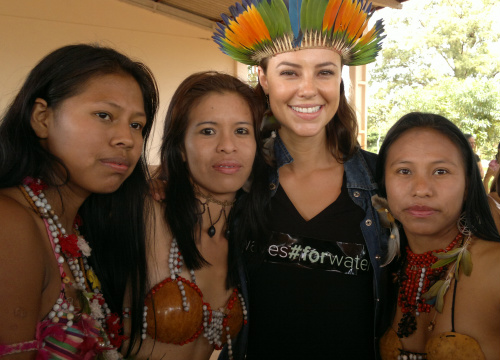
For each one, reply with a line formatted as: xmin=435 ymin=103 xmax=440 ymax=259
xmin=323 ymin=0 xmax=342 ymax=31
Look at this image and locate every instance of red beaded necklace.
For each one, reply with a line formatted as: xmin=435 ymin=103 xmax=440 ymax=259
xmin=396 ymin=232 xmax=462 ymax=337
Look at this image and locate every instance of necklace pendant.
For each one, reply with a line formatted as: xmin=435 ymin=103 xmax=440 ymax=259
xmin=208 ymin=225 xmax=216 ymax=237
xmin=427 ymin=320 xmax=435 ymax=332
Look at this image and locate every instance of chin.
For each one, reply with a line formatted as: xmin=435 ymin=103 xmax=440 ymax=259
xmin=209 ymin=184 xmax=243 ymax=197
xmin=94 ymin=180 xmax=126 ymax=194
xmin=404 ymin=224 xmax=442 ymax=238
xmin=292 ymin=125 xmax=326 ymax=138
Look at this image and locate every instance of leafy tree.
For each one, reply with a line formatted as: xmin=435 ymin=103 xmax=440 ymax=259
xmin=368 ymin=0 xmax=500 ymax=157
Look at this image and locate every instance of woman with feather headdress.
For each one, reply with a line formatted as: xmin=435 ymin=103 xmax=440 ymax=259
xmin=213 ymin=0 xmax=388 ymax=358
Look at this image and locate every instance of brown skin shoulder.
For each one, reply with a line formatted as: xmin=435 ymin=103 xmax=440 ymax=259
xmin=0 ymin=189 xmax=61 ymax=359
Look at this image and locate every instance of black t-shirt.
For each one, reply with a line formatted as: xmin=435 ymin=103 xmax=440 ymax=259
xmin=245 ymin=174 xmax=375 ymax=359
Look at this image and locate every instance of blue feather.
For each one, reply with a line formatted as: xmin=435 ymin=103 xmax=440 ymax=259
xmin=235 ymin=2 xmax=246 ymax=15
xmin=287 ymin=0 xmax=302 ymax=39
xmin=221 ymin=13 xmax=233 ymax=26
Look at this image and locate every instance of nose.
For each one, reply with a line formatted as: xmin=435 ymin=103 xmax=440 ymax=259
xmin=111 ymin=121 xmax=136 ymax=149
xmin=297 ymin=74 xmax=317 ymax=98
xmin=216 ymin=131 xmax=236 ymax=153
xmin=412 ymin=174 xmax=432 ymax=198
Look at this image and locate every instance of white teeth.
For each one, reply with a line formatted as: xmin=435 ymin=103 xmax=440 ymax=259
xmin=291 ymin=105 xmax=321 ymax=113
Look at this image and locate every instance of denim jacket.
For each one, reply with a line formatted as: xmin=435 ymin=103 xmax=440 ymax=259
xmin=220 ymin=133 xmax=389 ymax=359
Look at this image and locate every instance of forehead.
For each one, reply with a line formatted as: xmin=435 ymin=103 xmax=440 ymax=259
xmin=188 ymin=91 xmax=253 ymax=123
xmin=387 ymin=128 xmax=464 ymax=166
xmin=268 ymin=48 xmax=342 ymax=67
xmin=66 ymin=72 xmax=140 ymax=101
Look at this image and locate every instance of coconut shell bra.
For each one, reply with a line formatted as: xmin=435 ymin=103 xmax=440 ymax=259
xmin=380 ymin=328 xmax=485 ymax=360
xmin=379 ymin=281 xmax=485 ymax=360
xmin=144 ymin=239 xmax=247 ymax=349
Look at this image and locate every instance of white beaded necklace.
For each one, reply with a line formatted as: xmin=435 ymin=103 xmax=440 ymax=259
xmin=21 ymin=178 xmax=122 ymax=353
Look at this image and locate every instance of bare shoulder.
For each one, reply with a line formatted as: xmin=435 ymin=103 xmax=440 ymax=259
xmin=0 ymin=189 xmax=48 ymax=341
xmin=0 ymin=188 xmax=46 ymax=276
xmin=0 ymin=189 xmax=44 ymax=247
xmin=472 ymin=238 xmax=500 ymax=262
xmin=470 ymin=239 xmax=500 ymax=292
xmin=146 ymin=197 xmax=173 ymax=248
xmin=146 ymin=199 xmax=173 ymax=285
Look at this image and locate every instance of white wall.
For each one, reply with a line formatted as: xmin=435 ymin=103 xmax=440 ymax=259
xmin=0 ymin=0 xmax=237 ymax=163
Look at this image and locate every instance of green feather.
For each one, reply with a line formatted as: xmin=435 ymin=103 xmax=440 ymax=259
xmin=256 ymin=0 xmax=277 ymax=38
xmin=300 ymin=0 xmax=310 ymax=30
xmin=435 ymin=278 xmax=451 ymax=313
xmin=461 ymin=248 xmax=473 ymax=276
xmin=421 ymin=279 xmax=444 ymax=300
xmin=431 ymin=257 xmax=456 ymax=269
xmin=313 ymin=0 xmax=329 ymax=32
xmin=273 ymin=0 xmax=292 ymax=35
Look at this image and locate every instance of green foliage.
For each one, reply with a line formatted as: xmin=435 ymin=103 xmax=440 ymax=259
xmin=367 ymin=0 xmax=500 ymax=155
xmin=248 ymin=65 xmax=259 ymax=87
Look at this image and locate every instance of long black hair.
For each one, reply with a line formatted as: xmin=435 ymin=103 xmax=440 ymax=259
xmin=376 ymin=112 xmax=500 ymax=243
xmin=158 ymin=71 xmax=271 ymax=288
xmin=0 ymin=44 xmax=159 ymax=354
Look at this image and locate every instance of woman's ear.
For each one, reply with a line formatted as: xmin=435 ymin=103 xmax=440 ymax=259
xmin=257 ymin=66 xmax=269 ymax=94
xmin=30 ymin=98 xmax=51 ymax=138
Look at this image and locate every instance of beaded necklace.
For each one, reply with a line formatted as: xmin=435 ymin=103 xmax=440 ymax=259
xmin=21 ymin=177 xmax=126 ymax=352
xmin=396 ymin=233 xmax=462 ymax=338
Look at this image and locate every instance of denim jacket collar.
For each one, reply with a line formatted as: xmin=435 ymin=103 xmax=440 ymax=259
xmin=267 ymin=131 xmax=377 ymax=194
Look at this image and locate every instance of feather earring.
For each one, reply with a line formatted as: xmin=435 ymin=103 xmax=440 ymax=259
xmin=371 ymin=194 xmax=400 ymax=266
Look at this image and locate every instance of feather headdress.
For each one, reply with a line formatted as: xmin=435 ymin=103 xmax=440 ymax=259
xmin=213 ymin=0 xmax=385 ymax=66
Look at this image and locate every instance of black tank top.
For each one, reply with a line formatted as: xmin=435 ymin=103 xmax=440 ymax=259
xmin=246 ymin=174 xmax=375 ymax=359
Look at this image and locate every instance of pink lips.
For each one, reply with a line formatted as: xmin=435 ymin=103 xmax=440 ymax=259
xmin=406 ymin=205 xmax=437 ymax=218
xmin=213 ymin=161 xmax=242 ymax=175
xmin=100 ymin=157 xmax=131 ymax=173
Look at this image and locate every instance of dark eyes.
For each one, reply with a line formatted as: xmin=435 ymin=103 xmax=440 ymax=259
xmin=319 ymin=70 xmax=335 ymax=76
xmin=396 ymin=168 xmax=449 ymax=175
xmin=96 ymin=112 xmax=144 ymax=131
xmin=96 ymin=112 xmax=111 ymax=120
xmin=201 ymin=128 xmax=216 ymax=135
xmin=200 ymin=128 xmax=250 ymax=135
xmin=279 ymin=70 xmax=335 ymax=76
xmin=235 ymin=128 xmax=250 ymax=135
xmin=130 ymin=123 xmax=144 ymax=130
xmin=434 ymin=169 xmax=448 ymax=175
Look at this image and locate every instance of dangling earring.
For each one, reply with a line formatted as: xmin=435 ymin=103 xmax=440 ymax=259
xmin=371 ymin=194 xmax=400 ymax=266
xmin=265 ymin=94 xmax=270 ymax=109
xmin=457 ymin=213 xmax=471 ymax=239
xmin=195 ymin=189 xmax=235 ymax=238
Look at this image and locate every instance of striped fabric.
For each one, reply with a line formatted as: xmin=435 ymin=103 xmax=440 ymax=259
xmin=38 ymin=315 xmax=104 ymax=359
